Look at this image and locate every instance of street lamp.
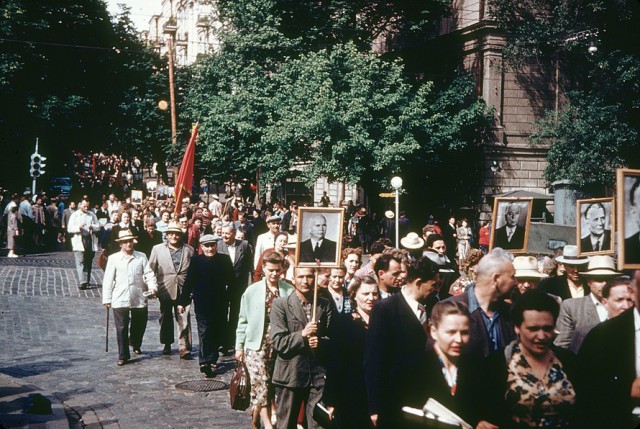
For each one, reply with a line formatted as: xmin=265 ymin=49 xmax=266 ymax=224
xmin=390 ymin=176 xmax=403 ymax=248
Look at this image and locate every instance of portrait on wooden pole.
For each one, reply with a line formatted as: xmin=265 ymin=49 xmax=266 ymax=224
xmin=577 ymin=197 xmax=614 ymax=256
xmin=295 ymin=207 xmax=344 ymax=267
xmin=617 ymin=168 xmax=640 ymax=269
xmin=489 ymin=197 xmax=533 ymax=253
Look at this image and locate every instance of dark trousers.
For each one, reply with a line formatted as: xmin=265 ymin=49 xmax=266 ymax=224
xmin=73 ymin=250 xmax=95 ymax=285
xmin=225 ymin=284 xmax=246 ymax=348
xmin=195 ymin=312 xmax=223 ymax=365
xmin=275 ymin=385 xmax=323 ymax=429
xmin=159 ymin=298 xmax=192 ymax=351
xmin=112 ymin=307 xmax=148 ymax=360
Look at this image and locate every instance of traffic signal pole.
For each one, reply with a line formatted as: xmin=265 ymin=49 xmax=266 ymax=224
xmin=30 ymin=138 xmax=46 ymax=195
xmin=32 ymin=138 xmax=38 ymax=195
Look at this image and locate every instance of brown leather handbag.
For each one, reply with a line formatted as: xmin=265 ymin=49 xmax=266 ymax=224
xmin=97 ymin=250 xmax=108 ymax=271
xmin=229 ymin=361 xmax=251 ymax=411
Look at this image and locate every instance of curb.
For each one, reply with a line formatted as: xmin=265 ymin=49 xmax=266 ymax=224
xmin=0 ymin=373 xmax=70 ymax=429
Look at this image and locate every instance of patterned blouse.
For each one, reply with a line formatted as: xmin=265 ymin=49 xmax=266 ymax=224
xmin=505 ymin=343 xmax=576 ymax=428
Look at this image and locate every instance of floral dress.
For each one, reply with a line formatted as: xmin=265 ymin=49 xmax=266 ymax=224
xmin=505 ymin=343 xmax=576 ymax=428
xmin=245 ymin=286 xmax=279 ymax=407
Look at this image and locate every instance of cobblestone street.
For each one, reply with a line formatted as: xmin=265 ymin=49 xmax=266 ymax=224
xmin=0 ymin=252 xmax=250 ymax=428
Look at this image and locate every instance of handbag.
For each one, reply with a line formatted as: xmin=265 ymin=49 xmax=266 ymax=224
xmin=229 ymin=361 xmax=251 ymax=411
xmin=97 ymin=250 xmax=108 ymax=271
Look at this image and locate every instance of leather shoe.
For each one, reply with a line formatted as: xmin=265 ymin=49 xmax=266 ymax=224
xmin=162 ymin=345 xmax=171 ymax=355
xmin=179 ymin=348 xmax=192 ymax=359
xmin=200 ymin=364 xmax=215 ymax=378
xmin=132 ymin=348 xmax=142 ymax=355
xmin=117 ymin=359 xmax=127 ymax=366
xmin=79 ymin=283 xmax=88 ymax=290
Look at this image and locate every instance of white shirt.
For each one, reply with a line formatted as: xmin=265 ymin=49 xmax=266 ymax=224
xmin=254 ymin=232 xmax=277 ymax=268
xmin=634 ymin=308 xmax=640 ymax=377
xmin=227 ymin=242 xmax=236 ymax=264
xmin=590 ymin=235 xmax=604 ymax=251
xmin=567 ymin=279 xmax=585 ymax=298
xmin=102 ymin=250 xmax=158 ymax=309
xmin=590 ymin=293 xmax=608 ymax=322
xmin=506 ymin=226 xmax=516 ymax=241
xmin=401 ymin=286 xmax=423 ymax=322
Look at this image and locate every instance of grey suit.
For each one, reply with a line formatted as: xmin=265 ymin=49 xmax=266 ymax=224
xmin=148 ymin=242 xmax=195 ymax=352
xmin=554 ymin=295 xmax=601 ymax=353
xmin=217 ymin=239 xmax=253 ymax=349
xmin=270 ymin=292 xmax=333 ymax=429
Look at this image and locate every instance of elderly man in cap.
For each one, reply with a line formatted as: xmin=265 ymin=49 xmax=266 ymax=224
xmin=254 ymin=215 xmax=281 ymax=269
xmin=178 ymin=234 xmax=234 ymax=377
xmin=102 ymin=229 xmax=158 ymax=366
xmin=554 ymin=255 xmax=622 ymax=353
xmin=149 ymin=221 xmax=195 ymax=358
xmin=540 ymin=245 xmax=590 ymax=300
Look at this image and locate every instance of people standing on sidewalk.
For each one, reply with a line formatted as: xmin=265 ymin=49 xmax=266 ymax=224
xmin=6 ymin=206 xmax=21 ymax=258
xmin=67 ymin=200 xmax=101 ymax=290
xmin=178 ymin=234 xmax=235 ymax=377
xmin=149 ymin=222 xmax=194 ymax=358
xmin=102 ymin=229 xmax=158 ymax=366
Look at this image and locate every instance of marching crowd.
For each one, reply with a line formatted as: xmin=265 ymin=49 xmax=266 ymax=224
xmin=3 ymin=187 xmax=640 ymax=429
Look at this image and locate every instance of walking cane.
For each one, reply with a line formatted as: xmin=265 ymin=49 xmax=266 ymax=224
xmin=105 ymin=306 xmax=109 ymax=352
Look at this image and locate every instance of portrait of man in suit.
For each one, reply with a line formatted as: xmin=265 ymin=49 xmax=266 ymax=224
xmin=623 ymin=175 xmax=640 ymax=265
xmin=491 ymin=200 xmax=531 ymax=252
xmin=578 ymin=200 xmax=613 ymax=254
xmin=297 ymin=209 xmax=343 ymax=265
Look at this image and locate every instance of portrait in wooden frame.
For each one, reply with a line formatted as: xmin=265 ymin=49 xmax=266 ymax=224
xmin=576 ymin=197 xmax=614 ymax=256
xmin=489 ymin=197 xmax=533 ymax=253
xmin=131 ymin=189 xmax=143 ymax=205
xmin=617 ymin=168 xmax=640 ymax=269
xmin=295 ymin=207 xmax=345 ymax=268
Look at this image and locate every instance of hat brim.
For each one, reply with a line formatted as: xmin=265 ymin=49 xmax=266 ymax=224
xmin=165 ymin=228 xmax=183 ymax=235
xmin=581 ymin=269 xmax=622 ymax=277
xmin=556 ymin=256 xmax=590 ymax=265
xmin=116 ymin=236 xmax=138 ymax=242
xmin=515 ymin=270 xmax=548 ymax=279
xmin=401 ymin=239 xmax=424 ymax=250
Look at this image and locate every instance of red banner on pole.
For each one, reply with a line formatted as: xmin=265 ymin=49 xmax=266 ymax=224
xmin=173 ymin=123 xmax=198 ymax=217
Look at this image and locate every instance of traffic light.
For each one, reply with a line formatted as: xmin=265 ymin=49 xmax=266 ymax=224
xmin=30 ymin=153 xmax=46 ymax=178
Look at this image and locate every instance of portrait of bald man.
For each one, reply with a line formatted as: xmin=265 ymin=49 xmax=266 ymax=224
xmin=299 ymin=212 xmax=339 ymax=264
xmin=492 ymin=200 xmax=530 ymax=251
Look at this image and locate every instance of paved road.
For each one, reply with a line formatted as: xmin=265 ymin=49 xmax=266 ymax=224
xmin=0 ymin=252 xmax=250 ymax=428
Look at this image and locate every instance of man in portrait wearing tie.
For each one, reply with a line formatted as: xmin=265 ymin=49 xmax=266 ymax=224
xmin=580 ymin=202 xmax=612 ymax=253
xmin=299 ymin=213 xmax=338 ymax=263
xmin=492 ymin=202 xmax=526 ymax=250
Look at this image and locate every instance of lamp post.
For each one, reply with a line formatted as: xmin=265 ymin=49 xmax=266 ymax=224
xmin=390 ymin=176 xmax=403 ymax=249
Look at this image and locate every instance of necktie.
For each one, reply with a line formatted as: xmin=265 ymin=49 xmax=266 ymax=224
xmin=595 ymin=240 xmax=601 ymax=252
xmin=418 ymin=304 xmax=428 ymax=333
xmin=507 ymin=228 xmax=514 ymax=242
xmin=314 ymin=242 xmax=320 ymax=258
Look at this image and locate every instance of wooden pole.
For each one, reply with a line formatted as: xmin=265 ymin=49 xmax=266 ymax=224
xmin=312 ymin=267 xmax=319 ymax=322
xmin=167 ymin=37 xmax=179 ymax=180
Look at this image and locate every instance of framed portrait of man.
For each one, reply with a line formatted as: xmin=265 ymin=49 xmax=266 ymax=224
xmin=489 ymin=197 xmax=533 ymax=253
xmin=131 ymin=190 xmax=143 ymax=205
xmin=295 ymin=207 xmax=345 ymax=267
xmin=617 ymin=168 xmax=640 ymax=269
xmin=576 ymin=197 xmax=614 ymax=256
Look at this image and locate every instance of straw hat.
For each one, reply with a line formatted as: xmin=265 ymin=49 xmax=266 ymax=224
xmin=384 ymin=210 xmax=395 ymax=219
xmin=555 ymin=245 xmax=590 ymax=265
xmin=400 ymin=232 xmax=425 ymax=250
xmin=211 ymin=194 xmax=220 ymax=200
xmin=581 ymin=255 xmax=622 ymax=278
xmin=115 ymin=229 xmax=138 ymax=242
xmin=165 ymin=221 xmax=183 ymax=235
xmin=200 ymin=234 xmax=221 ymax=245
xmin=513 ymin=256 xmax=548 ymax=279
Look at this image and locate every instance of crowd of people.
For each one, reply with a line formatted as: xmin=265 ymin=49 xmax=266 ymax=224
xmin=4 ymin=183 xmax=640 ymax=429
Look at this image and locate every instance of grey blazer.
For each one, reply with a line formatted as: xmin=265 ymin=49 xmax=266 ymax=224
xmin=554 ymin=295 xmax=600 ymax=353
xmin=148 ymin=243 xmax=195 ymax=301
xmin=270 ymin=292 xmax=333 ymax=389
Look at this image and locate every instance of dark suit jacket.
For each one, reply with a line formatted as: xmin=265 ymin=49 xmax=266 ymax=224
xmin=178 ymin=253 xmax=234 ymax=317
xmin=270 ymin=292 xmax=333 ymax=389
xmin=577 ymin=308 xmax=638 ymax=429
xmin=624 ymin=232 xmax=640 ymax=264
xmin=364 ymin=293 xmax=430 ymax=427
xmin=493 ymin=225 xmax=525 ymax=250
xmin=580 ymin=230 xmax=612 ymax=253
xmin=299 ymin=238 xmax=337 ymax=263
xmin=540 ymin=274 xmax=591 ymax=301
xmin=137 ymin=230 xmax=163 ymax=257
xmin=445 ymin=286 xmax=516 ymax=359
xmin=217 ymin=239 xmax=253 ymax=289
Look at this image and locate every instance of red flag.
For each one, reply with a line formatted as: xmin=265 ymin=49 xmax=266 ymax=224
xmin=173 ymin=123 xmax=198 ymax=217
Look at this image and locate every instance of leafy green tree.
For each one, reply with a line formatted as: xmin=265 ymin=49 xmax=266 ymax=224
xmin=490 ymin=0 xmax=640 ymax=189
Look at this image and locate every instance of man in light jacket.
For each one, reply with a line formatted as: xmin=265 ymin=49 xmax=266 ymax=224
xmin=102 ymin=229 xmax=158 ymax=366
xmin=67 ymin=199 xmax=101 ymax=289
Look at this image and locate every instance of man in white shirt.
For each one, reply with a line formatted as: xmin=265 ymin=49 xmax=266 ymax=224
xmin=67 ymin=200 xmax=101 ymax=289
xmin=102 ymin=229 xmax=158 ymax=366
xmin=555 ymin=255 xmax=622 ymax=353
